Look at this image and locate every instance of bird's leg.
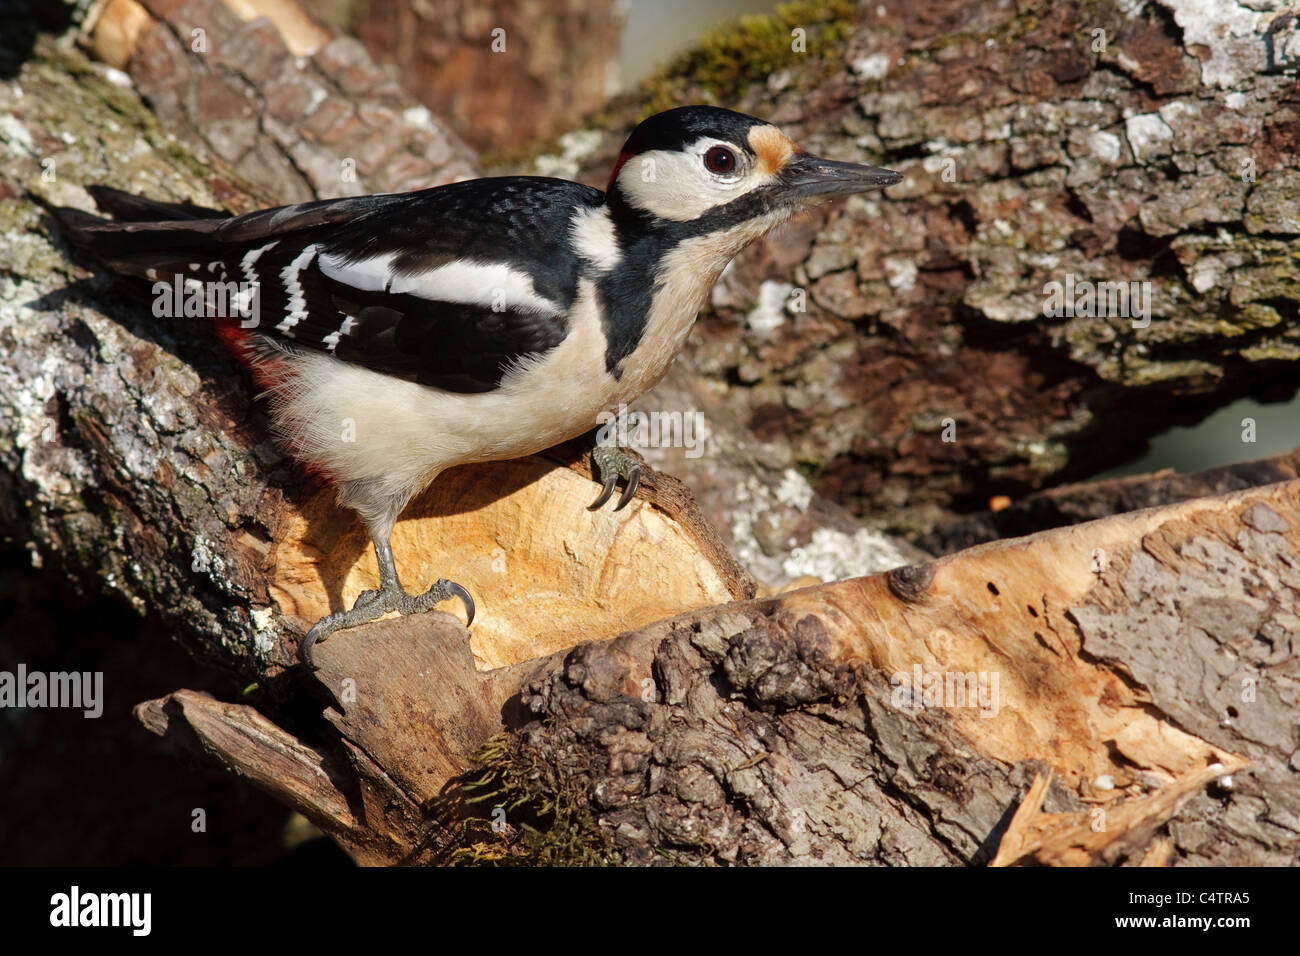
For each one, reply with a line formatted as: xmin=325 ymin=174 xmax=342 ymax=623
xmin=587 ymin=410 xmax=643 ymax=511
xmin=299 ymin=536 xmax=474 ymax=668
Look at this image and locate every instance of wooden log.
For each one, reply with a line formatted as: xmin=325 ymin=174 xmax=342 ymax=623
xmin=137 ymin=479 xmax=1298 ymax=865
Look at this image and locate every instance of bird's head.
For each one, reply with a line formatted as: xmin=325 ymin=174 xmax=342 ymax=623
xmin=604 ymin=105 xmax=901 ymax=232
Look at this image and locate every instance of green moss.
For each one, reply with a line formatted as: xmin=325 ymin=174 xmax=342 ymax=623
xmin=1239 ymin=342 xmax=1300 ymax=362
xmin=485 ymin=0 xmax=856 ymax=173
xmin=442 ymin=733 xmax=617 ymax=866
xmin=1221 ymin=303 xmax=1282 ymax=334
xmin=633 ymin=0 xmax=854 ymax=117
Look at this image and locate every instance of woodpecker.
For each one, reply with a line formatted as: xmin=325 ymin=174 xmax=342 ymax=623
xmin=52 ymin=105 xmax=901 ymax=666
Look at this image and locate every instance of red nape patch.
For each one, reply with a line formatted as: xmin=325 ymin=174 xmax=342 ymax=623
xmin=606 ymin=151 xmax=634 ymax=193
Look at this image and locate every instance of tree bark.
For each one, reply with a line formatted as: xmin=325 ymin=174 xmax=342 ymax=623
xmin=552 ymin=0 xmax=1300 ymax=541
xmin=352 ymin=0 xmax=625 ymax=155
xmin=137 ymin=479 xmax=1300 ymax=865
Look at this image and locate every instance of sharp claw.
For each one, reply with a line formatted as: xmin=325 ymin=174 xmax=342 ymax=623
xmin=447 ymin=580 xmax=475 ymax=626
xmin=299 ymin=625 xmax=324 ymax=669
xmin=614 ymin=464 xmax=641 ymax=511
xmin=588 ymin=471 xmax=618 ymax=510
xmin=300 ymin=575 xmax=473 ymax=667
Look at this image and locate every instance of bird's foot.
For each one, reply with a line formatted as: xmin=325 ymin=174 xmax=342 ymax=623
xmin=299 ymin=578 xmax=474 ymax=668
xmin=588 ymin=444 xmax=642 ymax=511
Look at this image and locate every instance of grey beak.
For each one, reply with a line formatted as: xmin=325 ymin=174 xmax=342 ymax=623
xmin=782 ymin=153 xmax=902 ymax=199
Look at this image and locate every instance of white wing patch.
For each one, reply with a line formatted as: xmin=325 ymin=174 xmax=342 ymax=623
xmin=390 ymin=261 xmax=558 ymax=314
xmin=318 ymin=250 xmax=395 ymax=292
xmin=275 ymin=243 xmax=321 ymax=335
xmin=316 ymin=249 xmax=559 ymax=315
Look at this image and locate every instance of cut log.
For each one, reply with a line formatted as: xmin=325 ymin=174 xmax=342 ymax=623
xmin=138 ymin=480 xmax=1298 ymax=865
xmin=272 ymin=447 xmax=753 ymax=669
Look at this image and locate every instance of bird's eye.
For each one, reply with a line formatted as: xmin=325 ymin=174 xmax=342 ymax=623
xmin=703 ymin=146 xmax=738 ymax=175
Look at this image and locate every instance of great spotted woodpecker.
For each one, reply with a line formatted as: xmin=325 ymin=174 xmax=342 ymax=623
xmin=53 ymin=105 xmax=901 ymax=666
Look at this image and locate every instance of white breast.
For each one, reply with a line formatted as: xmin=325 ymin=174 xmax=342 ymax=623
xmin=612 ymin=208 xmax=792 ymax=401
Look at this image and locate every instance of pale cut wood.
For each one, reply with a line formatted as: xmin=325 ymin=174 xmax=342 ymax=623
xmin=271 ymin=453 xmax=749 ymax=670
xmin=220 ymin=0 xmax=332 ymax=53
xmin=991 ymin=766 xmax=1236 ymax=867
xmin=83 ymin=0 xmax=152 ymax=69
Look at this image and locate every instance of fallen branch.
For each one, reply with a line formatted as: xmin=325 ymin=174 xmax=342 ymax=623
xmin=138 ymin=479 xmax=1298 ymax=865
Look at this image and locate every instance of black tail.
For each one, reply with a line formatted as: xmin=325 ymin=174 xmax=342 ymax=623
xmin=84 ymin=186 xmax=232 ymax=223
xmin=47 ymin=187 xmax=234 ymax=281
xmin=48 ymin=186 xmax=385 ymax=284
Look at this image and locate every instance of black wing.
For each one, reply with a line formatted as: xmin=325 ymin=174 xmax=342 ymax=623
xmin=54 ymin=179 xmax=605 ymax=393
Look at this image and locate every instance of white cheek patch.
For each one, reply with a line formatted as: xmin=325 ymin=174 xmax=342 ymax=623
xmin=617 ymin=143 xmax=777 ymax=221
